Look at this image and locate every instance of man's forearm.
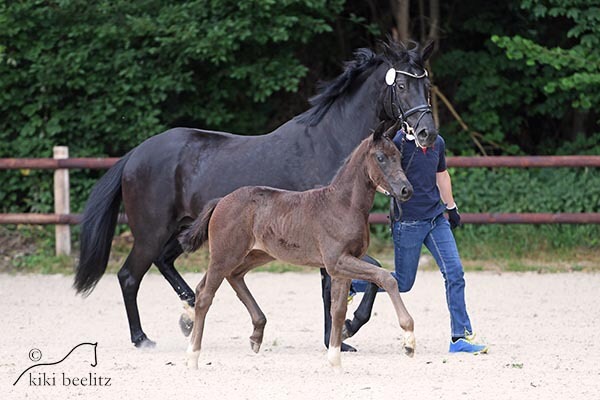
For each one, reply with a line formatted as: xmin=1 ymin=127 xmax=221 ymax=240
xmin=436 ymin=170 xmax=456 ymax=208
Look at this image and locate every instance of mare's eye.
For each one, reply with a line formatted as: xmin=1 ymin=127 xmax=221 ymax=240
xmin=398 ymin=84 xmax=406 ymax=90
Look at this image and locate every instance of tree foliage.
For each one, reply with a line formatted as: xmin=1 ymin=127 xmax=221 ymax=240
xmin=0 ymin=0 xmax=598 ymax=216
xmin=0 ymin=0 xmax=344 ymax=211
xmin=433 ymin=0 xmax=599 ymax=155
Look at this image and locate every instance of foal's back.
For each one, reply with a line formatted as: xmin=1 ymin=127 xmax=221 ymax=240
xmin=208 ymin=184 xmax=362 ymax=269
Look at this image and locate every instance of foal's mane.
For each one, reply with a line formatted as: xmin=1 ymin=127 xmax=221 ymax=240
xmin=296 ymin=40 xmax=426 ymax=126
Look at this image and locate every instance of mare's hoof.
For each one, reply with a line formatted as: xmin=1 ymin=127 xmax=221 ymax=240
xmin=341 ymin=319 xmax=354 ymax=341
xmin=250 ymin=339 xmax=262 ymax=354
xmin=179 ymin=313 xmax=194 ymax=337
xmin=403 ymin=345 xmax=415 ymax=357
xmin=341 ymin=342 xmax=357 ymax=352
xmin=133 ymin=336 xmax=156 ymax=349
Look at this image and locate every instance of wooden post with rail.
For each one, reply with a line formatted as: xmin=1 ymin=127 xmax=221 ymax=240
xmin=53 ymin=146 xmax=71 ymax=256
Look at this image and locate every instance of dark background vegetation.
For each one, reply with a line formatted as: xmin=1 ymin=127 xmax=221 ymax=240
xmin=0 ymin=0 xmax=598 ymax=266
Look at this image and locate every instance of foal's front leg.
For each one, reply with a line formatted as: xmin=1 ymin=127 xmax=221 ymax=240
xmin=328 ymin=254 xmax=416 ymax=357
xmin=187 ymin=269 xmax=225 ymax=369
xmin=327 ymin=277 xmax=352 ymax=371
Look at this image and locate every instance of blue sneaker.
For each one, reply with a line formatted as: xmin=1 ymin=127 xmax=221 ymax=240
xmin=449 ymin=337 xmax=488 ymax=354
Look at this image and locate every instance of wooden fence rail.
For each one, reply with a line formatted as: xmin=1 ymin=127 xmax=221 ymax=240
xmin=2 ymin=148 xmax=599 ymax=255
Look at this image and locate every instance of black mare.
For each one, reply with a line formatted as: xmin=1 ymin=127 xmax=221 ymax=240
xmin=74 ymin=41 xmax=437 ymax=350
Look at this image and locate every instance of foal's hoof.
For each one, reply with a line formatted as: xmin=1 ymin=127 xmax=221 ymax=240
xmin=179 ymin=313 xmax=194 ymax=337
xmin=250 ymin=339 xmax=262 ymax=353
xmin=341 ymin=342 xmax=357 ymax=352
xmin=402 ymin=331 xmax=416 ymax=357
xmin=187 ymin=350 xmax=200 ymax=370
xmin=133 ymin=335 xmax=156 ymax=349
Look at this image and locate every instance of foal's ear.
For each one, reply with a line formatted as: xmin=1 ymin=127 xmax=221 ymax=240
xmin=422 ymin=41 xmax=435 ymax=62
xmin=372 ymin=120 xmax=387 ymax=142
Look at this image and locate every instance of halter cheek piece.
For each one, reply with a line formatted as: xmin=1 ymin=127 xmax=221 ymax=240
xmin=385 ymin=67 xmax=432 ymax=145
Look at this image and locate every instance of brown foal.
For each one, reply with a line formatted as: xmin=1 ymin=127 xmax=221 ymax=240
xmin=179 ymin=122 xmax=416 ymax=370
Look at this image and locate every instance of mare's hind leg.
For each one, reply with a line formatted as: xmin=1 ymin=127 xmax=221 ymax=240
xmin=187 ymin=268 xmax=225 ymax=369
xmin=153 ymin=237 xmax=196 ymax=337
xmin=226 ymin=251 xmax=275 ymax=353
xmin=118 ymin=242 xmax=164 ymax=348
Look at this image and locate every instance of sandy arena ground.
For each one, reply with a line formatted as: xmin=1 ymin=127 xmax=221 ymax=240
xmin=1 ymin=270 xmax=599 ymax=400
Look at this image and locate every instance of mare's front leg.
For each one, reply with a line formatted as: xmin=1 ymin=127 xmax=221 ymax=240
xmin=326 ymin=277 xmax=352 ymax=371
xmin=328 ymin=254 xmax=416 ymax=357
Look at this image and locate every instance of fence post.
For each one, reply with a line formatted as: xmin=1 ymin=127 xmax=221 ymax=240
xmin=53 ymin=146 xmax=71 ymax=256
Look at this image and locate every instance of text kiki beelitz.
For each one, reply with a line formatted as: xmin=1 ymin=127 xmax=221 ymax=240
xmin=28 ymin=372 xmax=111 ymax=387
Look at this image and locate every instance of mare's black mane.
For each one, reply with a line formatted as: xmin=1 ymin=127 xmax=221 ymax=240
xmin=296 ymin=40 xmax=426 ymax=126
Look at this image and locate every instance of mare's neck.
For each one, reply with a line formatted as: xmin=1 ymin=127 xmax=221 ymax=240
xmin=328 ymin=142 xmax=377 ymax=214
xmin=300 ymin=64 xmax=385 ymax=156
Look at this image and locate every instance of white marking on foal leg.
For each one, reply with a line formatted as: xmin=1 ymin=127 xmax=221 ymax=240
xmin=186 ymin=342 xmax=200 ymax=370
xmin=327 ymin=346 xmax=342 ymax=372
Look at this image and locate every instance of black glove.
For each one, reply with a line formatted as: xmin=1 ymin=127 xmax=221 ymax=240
xmin=446 ymin=206 xmax=461 ymax=229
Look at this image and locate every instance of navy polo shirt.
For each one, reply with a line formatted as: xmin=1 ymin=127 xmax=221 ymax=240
xmin=392 ymin=132 xmax=447 ymax=221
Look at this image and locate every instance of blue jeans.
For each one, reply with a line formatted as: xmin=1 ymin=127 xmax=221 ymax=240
xmin=353 ymin=213 xmax=473 ymax=337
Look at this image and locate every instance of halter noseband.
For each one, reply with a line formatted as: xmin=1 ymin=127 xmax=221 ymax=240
xmin=384 ymin=67 xmax=432 ymax=147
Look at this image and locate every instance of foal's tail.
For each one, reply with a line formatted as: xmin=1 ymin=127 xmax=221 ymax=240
xmin=74 ymin=151 xmax=133 ymax=296
xmin=179 ymin=198 xmax=221 ymax=253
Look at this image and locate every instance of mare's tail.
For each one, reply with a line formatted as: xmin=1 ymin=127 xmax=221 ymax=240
xmin=178 ymin=198 xmax=221 ymax=253
xmin=74 ymin=152 xmax=132 ymax=295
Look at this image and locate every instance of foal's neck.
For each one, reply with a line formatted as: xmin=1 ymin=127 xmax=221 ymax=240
xmin=328 ymin=142 xmax=376 ymax=214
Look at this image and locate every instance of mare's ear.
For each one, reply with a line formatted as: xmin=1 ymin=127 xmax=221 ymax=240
xmin=422 ymin=41 xmax=435 ymax=62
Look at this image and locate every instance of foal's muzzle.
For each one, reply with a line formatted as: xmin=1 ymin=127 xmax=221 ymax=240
xmin=393 ymin=182 xmax=413 ymax=203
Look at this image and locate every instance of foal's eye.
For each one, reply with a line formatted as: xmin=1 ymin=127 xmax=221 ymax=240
xmin=376 ymin=154 xmax=385 ymax=163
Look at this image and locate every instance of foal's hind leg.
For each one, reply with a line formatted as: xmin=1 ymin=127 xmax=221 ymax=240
xmin=154 ymin=237 xmax=196 ymax=337
xmin=226 ymin=251 xmax=275 ymax=353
